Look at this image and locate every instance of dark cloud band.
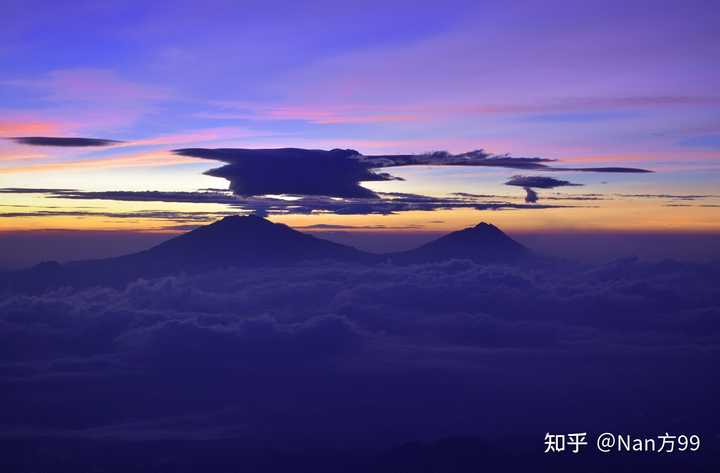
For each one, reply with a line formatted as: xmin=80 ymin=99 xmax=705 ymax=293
xmin=505 ymin=175 xmax=583 ymax=189
xmin=10 ymin=136 xmax=123 ymax=147
xmin=0 ymin=188 xmax=580 ymax=217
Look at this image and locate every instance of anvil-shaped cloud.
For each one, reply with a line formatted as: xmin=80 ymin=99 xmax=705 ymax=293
xmin=175 ymin=148 xmax=390 ymax=198
xmin=174 ymin=147 xmax=652 ymax=198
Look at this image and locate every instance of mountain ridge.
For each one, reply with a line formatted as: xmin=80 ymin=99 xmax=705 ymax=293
xmin=3 ymin=215 xmax=531 ymax=291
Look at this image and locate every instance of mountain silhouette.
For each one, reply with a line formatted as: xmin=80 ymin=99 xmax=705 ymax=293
xmin=3 ymin=216 xmax=529 ymax=291
xmin=391 ymin=222 xmax=529 ymax=263
xmin=125 ymin=214 xmax=373 ymax=269
xmin=5 ymin=216 xmax=373 ymax=290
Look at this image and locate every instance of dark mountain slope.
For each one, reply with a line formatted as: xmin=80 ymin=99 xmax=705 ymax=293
xmin=4 ymin=216 xmax=375 ymax=290
xmin=391 ymin=222 xmax=529 ymax=263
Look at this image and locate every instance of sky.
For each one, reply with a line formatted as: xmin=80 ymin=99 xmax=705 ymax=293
xmin=1 ymin=0 xmax=719 ymax=263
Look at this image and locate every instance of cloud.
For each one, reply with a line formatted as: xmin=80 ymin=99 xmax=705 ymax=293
xmin=172 ymin=147 xmax=651 ymax=199
xmin=9 ymin=136 xmax=123 ymax=147
xmin=2 ymin=258 xmax=717 ymax=362
xmin=0 ymin=188 xmax=578 ymax=216
xmin=505 ymin=175 xmax=584 ymax=203
xmin=505 ymin=175 xmax=583 ymax=189
xmin=0 ymin=254 xmax=718 ymax=473
xmin=207 ymin=95 xmax=720 ymax=127
xmin=2 ymin=69 xmax=174 ymax=132
xmin=678 ymin=134 xmax=720 ymax=150
xmin=370 ymin=150 xmax=653 ymax=174
xmin=0 ymin=150 xmax=199 ymax=174
xmin=0 ymin=257 xmax=717 ymax=447
xmin=298 ymin=224 xmax=423 ymax=230
xmin=0 ymin=209 xmax=234 ymax=221
xmin=362 ymin=149 xmax=556 ymax=170
xmin=0 ymin=187 xmax=78 ymax=194
xmin=522 ymin=187 xmax=539 ymax=203
xmin=617 ymin=193 xmax=716 ymax=200
xmin=223 ymin=105 xmax=421 ymax=125
xmin=116 ymin=313 xmax=362 ymax=366
xmin=5 ymin=68 xmax=170 ymax=103
xmin=174 ymin=147 xmax=392 ymax=198
xmin=0 ymin=119 xmax=62 ymax=136
xmin=566 ymin=166 xmax=653 ymax=173
xmin=251 ymin=207 xmax=269 ymax=218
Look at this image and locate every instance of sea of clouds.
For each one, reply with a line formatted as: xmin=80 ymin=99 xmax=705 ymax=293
xmin=1 ymin=258 xmax=719 ymax=470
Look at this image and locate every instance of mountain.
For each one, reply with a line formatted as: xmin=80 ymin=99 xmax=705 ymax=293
xmin=391 ymin=222 xmax=529 ymax=264
xmin=3 ymin=217 xmax=529 ymax=292
xmin=122 ymin=214 xmax=374 ymax=269
xmin=5 ymin=216 xmax=375 ymax=291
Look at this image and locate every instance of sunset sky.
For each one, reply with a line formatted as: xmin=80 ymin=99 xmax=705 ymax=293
xmin=1 ymin=0 xmax=719 ymax=257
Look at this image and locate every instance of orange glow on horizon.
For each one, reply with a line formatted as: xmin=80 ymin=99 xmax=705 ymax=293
xmin=0 ymin=150 xmax=203 ymax=174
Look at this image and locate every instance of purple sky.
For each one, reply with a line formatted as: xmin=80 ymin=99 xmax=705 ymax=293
xmin=2 ymin=0 xmax=717 ymax=157
xmin=0 ymin=0 xmax=719 ymax=262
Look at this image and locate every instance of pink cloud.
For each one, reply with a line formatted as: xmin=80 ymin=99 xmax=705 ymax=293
xmin=126 ymin=126 xmax=275 ymax=147
xmin=5 ymin=68 xmax=171 ymax=103
xmin=0 ymin=150 xmax=202 ymax=174
xmin=261 ymin=106 xmax=420 ymax=124
xmin=0 ymin=144 xmax=49 ymax=163
xmin=217 ymin=18 xmax=717 ymax=129
xmin=198 ymin=102 xmax=422 ymax=125
xmin=0 ymin=119 xmax=64 ymax=136
xmin=205 ymin=94 xmax=720 ymax=127
xmin=2 ymin=69 xmax=172 ymax=133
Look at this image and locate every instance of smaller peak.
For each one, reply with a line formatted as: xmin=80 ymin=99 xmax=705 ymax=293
xmin=473 ymin=222 xmax=500 ymax=231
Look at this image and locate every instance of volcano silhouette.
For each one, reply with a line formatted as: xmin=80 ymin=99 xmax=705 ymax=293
xmin=130 ymin=214 xmax=374 ymax=268
xmin=393 ymin=222 xmax=529 ymax=263
xmin=5 ymin=216 xmax=530 ymax=291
